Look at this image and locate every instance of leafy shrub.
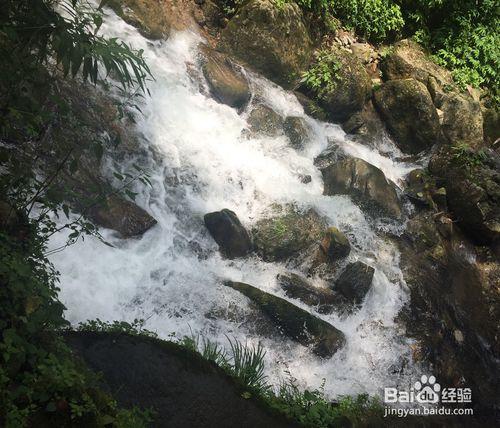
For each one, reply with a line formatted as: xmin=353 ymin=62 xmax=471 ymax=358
xmin=301 ymin=49 xmax=341 ymax=97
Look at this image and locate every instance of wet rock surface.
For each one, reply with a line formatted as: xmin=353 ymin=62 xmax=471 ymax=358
xmin=86 ymin=195 xmax=157 ymax=238
xmin=277 ymin=273 xmax=341 ymax=314
xmin=252 ymin=206 xmax=328 ymax=262
xmin=283 ymin=116 xmax=310 ymax=150
xmin=204 ymin=209 xmax=253 ymax=258
xmin=200 ymin=47 xmax=251 ymax=110
xmin=66 ymin=331 xmax=295 ymax=428
xmin=225 ymin=281 xmax=345 ymax=358
xmin=321 ymin=157 xmax=402 ymax=218
xmin=247 ymin=104 xmax=284 ymax=137
xmin=331 ymin=262 xmax=374 ymax=305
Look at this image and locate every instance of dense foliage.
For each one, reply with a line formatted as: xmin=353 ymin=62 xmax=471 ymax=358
xmin=0 ymin=1 xmax=152 ymax=426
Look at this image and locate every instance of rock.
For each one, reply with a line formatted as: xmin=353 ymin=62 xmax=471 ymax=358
xmin=106 ymin=0 xmax=194 ymax=39
xmin=350 ymin=43 xmax=372 ymax=64
xmin=277 ymin=273 xmax=340 ymax=314
xmin=283 ymin=116 xmax=310 ymax=150
xmin=396 ymin=211 xmax=500 ymax=414
xmin=319 ymin=227 xmax=351 ymax=261
xmin=218 ymin=0 xmax=313 ymax=88
xmin=381 ymin=39 xmax=454 ymax=91
xmin=429 ymin=147 xmax=500 ymax=244
xmin=321 ymin=157 xmax=402 ymax=218
xmin=252 ymin=206 xmax=328 ymax=262
xmin=225 ymin=281 xmax=345 ymax=357
xmin=482 ymin=105 xmax=500 ymax=146
xmin=302 ymin=45 xmax=372 ymax=122
xmin=86 ymin=195 xmax=157 ymax=238
xmin=342 ymin=101 xmax=388 ymax=147
xmin=441 ymin=93 xmax=484 ymax=148
xmin=293 ymin=91 xmax=328 ymax=121
xmin=332 ymin=262 xmax=374 ymax=305
xmin=373 ymin=78 xmax=442 ymax=154
xmin=247 ymin=104 xmax=284 ymax=136
xmin=200 ymin=47 xmax=251 ymax=110
xmin=204 ymin=209 xmax=253 ymax=259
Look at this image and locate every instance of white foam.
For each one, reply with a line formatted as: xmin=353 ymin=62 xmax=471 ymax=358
xmin=49 ymin=8 xmax=423 ymax=398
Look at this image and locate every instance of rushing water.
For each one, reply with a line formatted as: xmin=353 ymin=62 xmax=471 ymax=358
xmin=50 ymin=8 xmax=424 ymax=397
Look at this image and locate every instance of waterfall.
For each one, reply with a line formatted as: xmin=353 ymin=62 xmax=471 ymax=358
xmin=49 ymin=8 xmax=423 ymax=397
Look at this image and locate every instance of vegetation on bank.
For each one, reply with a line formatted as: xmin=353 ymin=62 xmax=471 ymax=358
xmin=218 ymin=0 xmax=499 ymax=106
xmin=78 ymin=320 xmax=383 ymax=428
xmin=0 ymin=1 xmax=152 ymax=426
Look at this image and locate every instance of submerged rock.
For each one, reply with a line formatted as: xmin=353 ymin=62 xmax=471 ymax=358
xmin=201 ymin=47 xmax=251 ymax=110
xmin=277 ymin=273 xmax=340 ymax=314
xmin=87 ymin=195 xmax=157 ymax=238
xmin=332 ymin=261 xmax=374 ymax=305
xmin=247 ymin=104 xmax=284 ymax=137
xmin=373 ymin=78 xmax=442 ymax=154
xmin=204 ymin=209 xmax=253 ymax=259
xmin=225 ymin=281 xmax=345 ymax=357
xmin=321 ymin=157 xmax=401 ymax=218
xmin=283 ymin=116 xmax=310 ymax=150
xmin=252 ymin=206 xmax=328 ymax=262
xmin=218 ymin=0 xmax=313 ymax=87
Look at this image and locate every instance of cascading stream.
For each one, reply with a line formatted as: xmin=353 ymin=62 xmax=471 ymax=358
xmin=49 ymin=8 xmax=424 ymax=397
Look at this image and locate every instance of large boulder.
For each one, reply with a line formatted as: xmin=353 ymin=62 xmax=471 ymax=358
xmin=225 ymin=281 xmax=345 ymax=357
xmin=106 ymin=0 xmax=195 ymax=39
xmin=283 ymin=116 xmax=310 ymax=150
xmin=381 ymin=39 xmax=454 ymax=91
xmin=373 ymin=78 xmax=442 ymax=154
xmin=200 ymin=47 xmax=250 ymax=110
xmin=277 ymin=273 xmax=340 ymax=314
xmin=218 ymin=0 xmax=313 ymax=88
xmin=440 ymin=93 xmax=484 ymax=148
xmin=87 ymin=195 xmax=157 ymax=238
xmin=321 ymin=157 xmax=402 ymax=218
xmin=302 ymin=46 xmax=372 ymax=122
xmin=332 ymin=261 xmax=374 ymax=305
xmin=252 ymin=206 xmax=328 ymax=262
xmin=204 ymin=209 xmax=253 ymax=258
xmin=247 ymin=104 xmax=284 ymax=137
xmin=342 ymin=101 xmax=388 ymax=147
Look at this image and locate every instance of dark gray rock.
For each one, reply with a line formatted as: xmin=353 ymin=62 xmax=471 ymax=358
xmin=283 ymin=116 xmax=310 ymax=150
xmin=204 ymin=209 xmax=252 ymax=259
xmin=332 ymin=261 xmax=374 ymax=305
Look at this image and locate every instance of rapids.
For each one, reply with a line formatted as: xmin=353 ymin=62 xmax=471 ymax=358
xmin=49 ymin=8 xmax=425 ymax=398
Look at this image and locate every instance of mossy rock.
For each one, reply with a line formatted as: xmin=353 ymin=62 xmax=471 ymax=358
xmin=277 ymin=273 xmax=340 ymax=314
xmin=252 ymin=207 xmax=328 ymax=262
xmin=303 ymin=45 xmax=372 ymax=122
xmin=373 ymin=78 xmax=442 ymax=154
xmin=441 ymin=93 xmax=484 ymax=148
xmin=332 ymin=262 xmax=374 ymax=306
xmin=225 ymin=281 xmax=345 ymax=357
xmin=218 ymin=0 xmax=313 ymax=88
